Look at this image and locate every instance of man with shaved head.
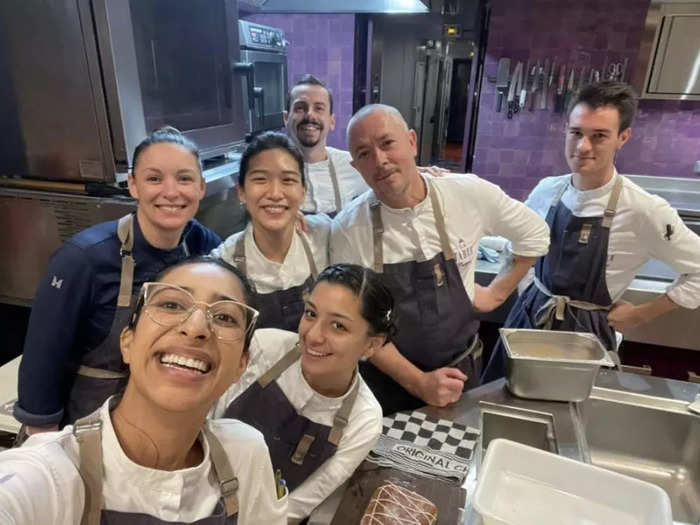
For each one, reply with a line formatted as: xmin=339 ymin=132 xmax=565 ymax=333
xmin=330 ymin=104 xmax=550 ymax=415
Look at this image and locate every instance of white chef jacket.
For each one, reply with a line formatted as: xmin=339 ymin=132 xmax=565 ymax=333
xmin=211 ymin=214 xmax=331 ymax=294
xmin=0 ymin=399 xmax=286 ymax=525
xmin=301 ymin=147 xmax=370 ymax=214
xmin=330 ymin=173 xmax=551 ymax=301
xmin=211 ymin=328 xmax=382 ymax=521
xmin=522 ymin=172 xmax=700 ymax=309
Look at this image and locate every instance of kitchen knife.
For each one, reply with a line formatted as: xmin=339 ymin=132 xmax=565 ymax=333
xmin=507 ymin=62 xmax=523 ymax=119
xmin=495 ymin=58 xmax=511 ymax=112
xmin=554 ymin=63 xmax=567 ymax=113
xmin=529 ymin=60 xmax=540 ymax=111
xmin=563 ymin=66 xmax=575 ymax=113
xmin=519 ymin=59 xmax=531 ymax=111
xmin=546 ymin=58 xmax=558 ymax=111
xmin=539 ymin=58 xmax=550 ymax=110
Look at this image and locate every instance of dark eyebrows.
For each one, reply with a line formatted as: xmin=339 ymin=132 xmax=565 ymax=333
xmin=304 ymin=299 xmax=354 ymax=321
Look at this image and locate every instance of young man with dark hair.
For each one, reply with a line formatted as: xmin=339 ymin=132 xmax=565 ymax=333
xmin=483 ymin=81 xmax=700 ymax=380
xmin=284 ymin=74 xmax=368 ymax=217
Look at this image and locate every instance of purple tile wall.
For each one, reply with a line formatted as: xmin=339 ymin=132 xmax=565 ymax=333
xmin=243 ymin=13 xmax=356 ymax=150
xmin=473 ymin=0 xmax=700 ymax=199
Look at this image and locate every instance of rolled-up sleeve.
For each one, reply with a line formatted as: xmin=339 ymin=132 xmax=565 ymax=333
xmin=639 ymin=196 xmax=700 ymax=310
xmin=478 ymin=178 xmax=550 ymax=257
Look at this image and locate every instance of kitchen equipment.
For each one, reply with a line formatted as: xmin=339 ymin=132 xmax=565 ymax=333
xmin=495 ymin=58 xmax=511 ymax=112
xmin=518 ymin=60 xmax=530 ymax=111
xmin=528 ymin=61 xmax=540 ymax=110
xmin=499 ymin=328 xmax=615 ymax=402
xmin=238 ymin=20 xmax=288 ymax=133
xmin=554 ymin=63 xmax=566 ymax=112
xmin=473 ymin=438 xmax=673 ymax=525
xmin=506 ymin=62 xmax=523 ymax=119
xmin=537 ymin=58 xmax=550 ymax=110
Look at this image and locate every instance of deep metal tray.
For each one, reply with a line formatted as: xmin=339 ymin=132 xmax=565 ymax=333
xmin=500 ymin=329 xmax=614 ymax=402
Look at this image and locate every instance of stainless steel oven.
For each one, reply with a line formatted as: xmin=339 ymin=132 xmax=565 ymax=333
xmin=0 ymin=0 xmax=246 ymax=182
xmin=238 ymin=20 xmax=288 ymax=134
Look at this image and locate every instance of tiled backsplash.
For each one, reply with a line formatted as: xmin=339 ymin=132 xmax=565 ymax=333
xmin=243 ymin=13 xmax=356 ymax=150
xmin=473 ymin=0 xmax=700 ymax=199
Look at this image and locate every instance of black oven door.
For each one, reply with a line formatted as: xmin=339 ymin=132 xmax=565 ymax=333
xmin=94 ymin=0 xmax=246 ymax=165
xmin=240 ymin=49 xmax=288 ymax=133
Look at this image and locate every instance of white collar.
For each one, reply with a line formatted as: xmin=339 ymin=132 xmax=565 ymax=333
xmin=282 ymin=358 xmax=359 ymax=412
xmin=100 ymin=398 xmax=212 ymax=492
xmin=567 ymin=168 xmax=620 ymax=200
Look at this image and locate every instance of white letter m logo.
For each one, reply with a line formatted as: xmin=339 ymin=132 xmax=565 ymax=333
xmin=51 ymin=276 xmax=63 ymax=289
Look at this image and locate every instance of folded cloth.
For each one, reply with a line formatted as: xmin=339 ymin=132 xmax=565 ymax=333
xmin=477 ymin=246 xmax=500 ymax=263
xmin=367 ymin=410 xmax=479 ymax=483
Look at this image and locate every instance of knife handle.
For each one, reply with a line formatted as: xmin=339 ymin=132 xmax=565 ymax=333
xmin=507 ymin=101 xmax=513 ymax=119
xmin=497 ymin=92 xmax=503 ymax=112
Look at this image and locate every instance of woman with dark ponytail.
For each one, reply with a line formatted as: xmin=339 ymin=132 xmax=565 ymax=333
xmin=16 ymin=127 xmax=221 ymax=433
xmin=212 ymin=263 xmax=394 ymax=522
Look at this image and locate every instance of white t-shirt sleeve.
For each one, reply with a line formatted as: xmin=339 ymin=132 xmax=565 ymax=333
xmin=635 ymin=195 xmax=700 ymax=309
xmin=476 ymin=177 xmax=550 ymax=257
xmin=0 ymin=442 xmax=84 ymax=525
xmin=286 ymin=386 xmax=382 ymax=521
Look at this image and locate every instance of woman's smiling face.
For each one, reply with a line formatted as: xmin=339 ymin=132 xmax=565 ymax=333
xmin=298 ymin=282 xmax=383 ymax=392
xmin=120 ymin=262 xmax=251 ymax=413
xmin=237 ymin=148 xmax=305 ymax=234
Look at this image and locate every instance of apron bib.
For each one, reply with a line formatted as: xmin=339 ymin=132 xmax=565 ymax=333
xmin=361 ymin=181 xmax=482 ymax=415
xmin=223 ymin=344 xmax=358 ymax=491
xmin=232 ymin=231 xmax=318 ymax=332
xmin=483 ymin=176 xmax=623 ymax=382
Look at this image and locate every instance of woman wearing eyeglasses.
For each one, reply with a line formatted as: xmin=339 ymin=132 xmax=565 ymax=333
xmin=211 ymin=264 xmax=392 ymax=522
xmin=0 ymin=257 xmax=286 ymax=525
xmin=16 ymin=127 xmax=222 ymax=433
xmin=212 ymin=132 xmax=331 ymax=333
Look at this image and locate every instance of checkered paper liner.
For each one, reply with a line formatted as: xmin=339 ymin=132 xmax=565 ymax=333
xmin=367 ymin=410 xmax=479 ymax=483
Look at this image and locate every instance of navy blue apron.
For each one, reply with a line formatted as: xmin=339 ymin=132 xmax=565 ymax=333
xmin=360 ymin=180 xmax=483 ymax=416
xmin=232 ymin=230 xmax=318 ymax=332
xmin=482 ymin=175 xmax=623 ymax=382
xmin=71 ymin=399 xmax=239 ymax=524
xmin=223 ymin=344 xmax=359 ymax=492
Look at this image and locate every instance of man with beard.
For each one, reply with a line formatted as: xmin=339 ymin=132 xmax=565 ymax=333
xmin=331 ymin=104 xmax=550 ymax=415
xmin=284 ymin=75 xmax=368 ymax=218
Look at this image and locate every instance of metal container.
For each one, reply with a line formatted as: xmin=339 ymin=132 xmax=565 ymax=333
xmin=500 ymin=328 xmax=615 ymax=402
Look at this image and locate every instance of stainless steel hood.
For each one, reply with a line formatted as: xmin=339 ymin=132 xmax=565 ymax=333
xmin=246 ymin=0 xmax=429 ymax=13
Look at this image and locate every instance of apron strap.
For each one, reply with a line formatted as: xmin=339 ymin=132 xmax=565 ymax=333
xmin=258 ymin=344 xmax=302 ymax=388
xmin=303 ymin=150 xmax=342 ymax=213
xmin=202 ymin=426 xmax=240 ymax=517
xmin=232 ymin=234 xmax=247 ymax=276
xmin=327 ymin=153 xmax=343 ymax=213
xmin=427 ymin=181 xmax=454 ymax=260
xmin=297 ymin=232 xmax=319 ymax=279
xmin=602 ymin=175 xmax=624 ymax=229
xmin=235 ymin=229 xmax=317 ymax=281
xmin=73 ymin=410 xmax=105 ymax=525
xmin=549 ymin=179 xmax=569 ymax=210
xmin=327 ymin=372 xmax=360 ymax=446
xmin=369 ymin=178 xmax=453 ymax=272
xmin=116 ymin=214 xmax=135 ymax=308
xmin=369 ymin=200 xmax=384 ymax=273
xmin=532 ymin=276 xmax=613 ymax=330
